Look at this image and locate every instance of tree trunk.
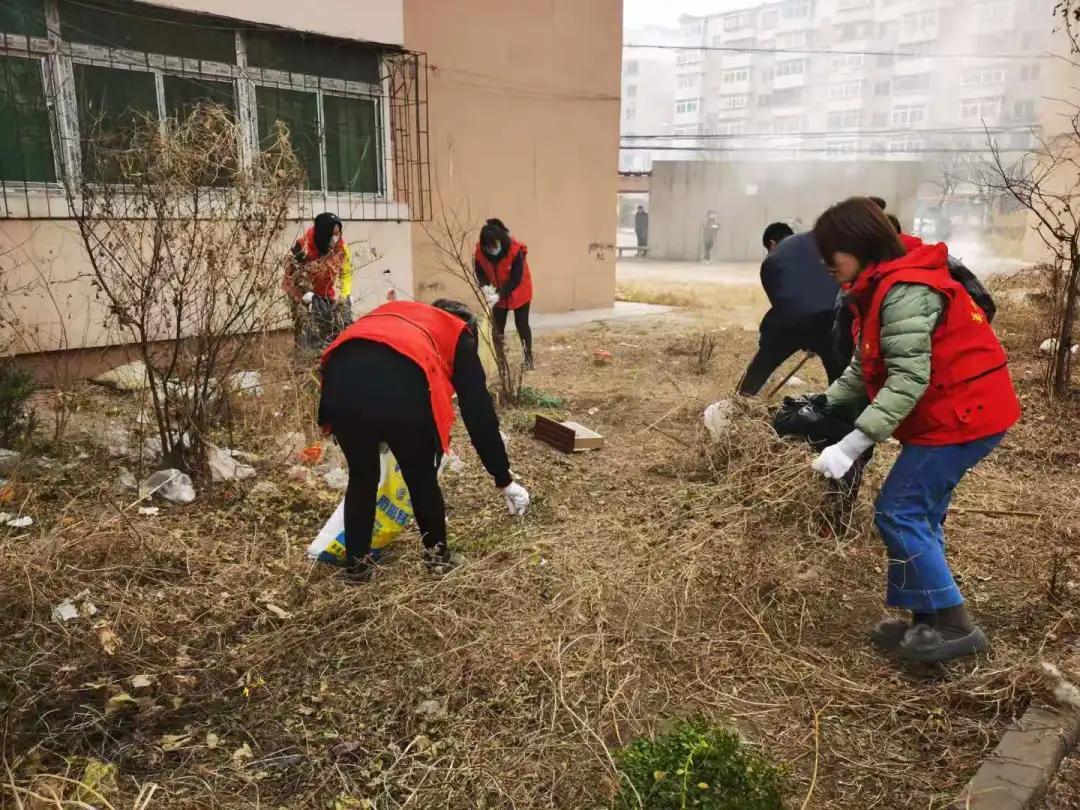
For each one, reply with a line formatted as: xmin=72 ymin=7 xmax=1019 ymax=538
xmin=1051 ymin=251 xmax=1080 ymax=398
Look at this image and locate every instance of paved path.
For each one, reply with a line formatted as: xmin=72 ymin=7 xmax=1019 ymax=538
xmin=526 ymin=302 xmax=673 ymax=334
xmin=617 ymin=258 xmax=759 ymax=287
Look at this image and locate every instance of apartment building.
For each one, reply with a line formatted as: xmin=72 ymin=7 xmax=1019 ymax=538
xmin=621 ymin=0 xmax=1054 ymax=169
xmin=621 ymin=25 xmax=680 ymax=172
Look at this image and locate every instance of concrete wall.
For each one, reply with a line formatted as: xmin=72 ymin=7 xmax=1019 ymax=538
xmin=0 ymin=219 xmax=412 ymax=356
xmin=1021 ymin=22 xmax=1077 ymax=265
xmin=146 ymin=0 xmax=404 ymax=45
xmin=404 ymin=0 xmax=622 ymax=313
xmin=648 ymin=160 xmax=925 ymax=262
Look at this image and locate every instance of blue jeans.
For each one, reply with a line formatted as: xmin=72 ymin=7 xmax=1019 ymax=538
xmin=874 ymin=433 xmax=1005 ymax=612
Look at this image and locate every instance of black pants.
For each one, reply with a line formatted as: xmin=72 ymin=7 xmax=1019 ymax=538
xmin=738 ymin=311 xmax=847 ymax=396
xmin=334 ymin=420 xmax=445 ymax=566
xmin=492 ymin=303 xmax=533 ymax=360
xmin=321 ymin=341 xmax=446 ymax=566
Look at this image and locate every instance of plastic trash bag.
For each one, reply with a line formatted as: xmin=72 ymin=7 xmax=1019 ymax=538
xmin=702 ymin=399 xmax=733 ymax=441
xmin=139 ymin=469 xmax=196 ymax=504
xmin=306 ymin=449 xmax=413 ymax=565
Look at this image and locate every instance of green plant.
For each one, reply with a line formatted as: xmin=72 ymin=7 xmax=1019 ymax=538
xmin=0 ymin=362 xmax=36 ymax=448
xmin=614 ymin=717 xmax=784 ymax=810
xmin=519 ymin=387 xmax=566 ymax=409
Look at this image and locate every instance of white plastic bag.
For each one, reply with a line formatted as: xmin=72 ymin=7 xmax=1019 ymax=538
xmin=139 ymin=469 xmax=196 ymax=504
xmin=702 ymin=399 xmax=733 ymax=441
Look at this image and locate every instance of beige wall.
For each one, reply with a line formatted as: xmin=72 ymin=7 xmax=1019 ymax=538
xmin=648 ymin=160 xmax=925 ymax=262
xmin=0 ymin=219 xmax=413 ymax=356
xmin=145 ymin=0 xmax=404 ymax=45
xmin=1021 ymin=21 xmax=1078 ymax=264
xmin=404 ymin=0 xmax=622 ymax=312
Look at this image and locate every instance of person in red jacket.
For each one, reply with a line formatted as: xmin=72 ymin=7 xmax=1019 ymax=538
xmin=811 ymin=197 xmax=1021 ymax=663
xmin=474 ymin=218 xmax=535 ymax=369
xmin=319 ymin=299 xmax=531 ymax=582
xmin=283 ymin=212 xmax=354 ymax=350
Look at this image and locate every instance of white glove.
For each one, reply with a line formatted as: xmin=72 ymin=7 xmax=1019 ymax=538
xmin=482 ymin=285 xmax=500 ymax=308
xmin=302 ymin=291 xmax=314 ymax=306
xmin=502 ymin=481 xmax=530 ymax=516
xmin=811 ymin=429 xmax=875 ymax=480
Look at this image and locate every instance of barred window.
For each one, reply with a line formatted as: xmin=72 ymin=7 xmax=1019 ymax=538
xmin=0 ymin=54 xmax=55 ymax=182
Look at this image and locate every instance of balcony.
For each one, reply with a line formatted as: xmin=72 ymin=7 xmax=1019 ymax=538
xmin=774 ymin=72 xmax=806 ymax=90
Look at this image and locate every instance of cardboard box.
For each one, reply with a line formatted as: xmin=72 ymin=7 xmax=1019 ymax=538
xmin=533 ymin=415 xmax=604 ymax=453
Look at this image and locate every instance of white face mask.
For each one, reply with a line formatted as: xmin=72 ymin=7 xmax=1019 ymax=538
xmin=485 ymin=242 xmax=501 ymax=256
xmin=331 ymin=234 xmax=341 ymax=247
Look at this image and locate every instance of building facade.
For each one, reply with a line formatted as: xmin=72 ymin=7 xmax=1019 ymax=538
xmin=621 ymin=24 xmax=680 ymax=173
xmin=404 ymin=0 xmax=622 ymax=314
xmin=0 ymin=0 xmax=621 ymax=365
xmin=621 ymin=0 xmax=1055 ymax=170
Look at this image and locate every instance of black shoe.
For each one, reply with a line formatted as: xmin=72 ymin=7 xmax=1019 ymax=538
xmin=898 ymin=624 xmax=989 ymax=663
xmin=422 ymin=543 xmax=464 ymax=575
xmin=523 ymin=353 xmax=535 ymax=372
xmin=340 ymin=557 xmax=375 ymax=585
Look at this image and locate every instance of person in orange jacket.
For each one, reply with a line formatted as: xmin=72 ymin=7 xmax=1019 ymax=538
xmin=474 ymin=218 xmax=535 ymax=369
xmin=319 ymin=299 xmax=531 ymax=582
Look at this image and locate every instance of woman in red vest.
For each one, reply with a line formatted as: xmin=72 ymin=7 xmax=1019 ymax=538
xmin=282 ymin=212 xmax=354 ymax=349
xmin=319 ymin=299 xmax=531 ymax=582
xmin=474 ymin=218 xmax=535 ymax=369
xmin=810 ymin=198 xmax=1020 ymax=663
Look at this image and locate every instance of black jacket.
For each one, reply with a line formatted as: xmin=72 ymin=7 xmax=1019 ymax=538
xmin=759 ymin=232 xmax=840 ymax=332
xmin=319 ymin=334 xmax=511 ymax=487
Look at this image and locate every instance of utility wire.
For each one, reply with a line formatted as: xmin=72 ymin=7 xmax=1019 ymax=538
xmin=618 ymin=144 xmax=1029 ymax=155
xmin=621 ymin=125 xmax=1031 ymax=140
xmin=624 ymin=42 xmax=1053 ymax=61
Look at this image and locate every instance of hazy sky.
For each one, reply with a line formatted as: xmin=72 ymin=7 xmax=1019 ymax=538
xmin=623 ymin=0 xmax=745 ymax=31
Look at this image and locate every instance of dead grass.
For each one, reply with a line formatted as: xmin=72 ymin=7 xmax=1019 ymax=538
xmin=1 ymin=276 xmax=1079 ymax=808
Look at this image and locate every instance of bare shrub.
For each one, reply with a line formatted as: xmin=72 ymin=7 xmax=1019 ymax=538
xmin=421 ymin=198 xmax=523 ymax=406
xmin=69 ymin=104 xmax=303 ymax=476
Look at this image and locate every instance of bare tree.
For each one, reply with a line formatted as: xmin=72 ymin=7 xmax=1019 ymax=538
xmin=420 ymin=197 xmax=523 ymax=407
xmin=69 ymin=104 xmax=304 ymax=476
xmin=979 ymin=3 xmax=1080 ymax=397
xmin=987 ymin=125 xmax=1080 ymax=397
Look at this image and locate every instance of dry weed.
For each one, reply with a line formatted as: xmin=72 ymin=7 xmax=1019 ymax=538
xmin=0 ymin=292 xmax=1077 ymax=809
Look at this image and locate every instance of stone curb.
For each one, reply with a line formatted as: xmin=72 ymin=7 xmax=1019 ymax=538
xmin=953 ymin=702 xmax=1080 ymax=809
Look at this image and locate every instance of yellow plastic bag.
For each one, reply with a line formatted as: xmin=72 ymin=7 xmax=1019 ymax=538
xmin=475 ymin=310 xmax=498 ymax=379
xmin=307 ymin=450 xmax=412 ymax=564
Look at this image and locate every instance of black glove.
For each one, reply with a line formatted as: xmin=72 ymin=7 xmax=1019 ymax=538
xmin=773 ymin=393 xmax=853 ymax=450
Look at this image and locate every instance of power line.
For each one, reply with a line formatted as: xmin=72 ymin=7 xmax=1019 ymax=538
xmin=623 ymin=42 xmax=1053 ymax=62
xmin=621 ymin=125 xmax=1031 ymax=141
xmin=618 ymin=144 xmax=1028 ymax=155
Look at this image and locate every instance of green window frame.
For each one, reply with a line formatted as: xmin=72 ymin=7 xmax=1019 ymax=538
xmin=324 ymin=94 xmax=380 ymax=194
xmin=0 ymin=53 xmax=56 ymax=183
xmin=254 ymin=85 xmax=322 ymax=190
xmin=74 ymin=63 xmax=158 ymax=181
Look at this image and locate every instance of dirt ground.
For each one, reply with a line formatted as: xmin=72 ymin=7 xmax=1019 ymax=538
xmin=1 ymin=267 xmax=1078 ymax=809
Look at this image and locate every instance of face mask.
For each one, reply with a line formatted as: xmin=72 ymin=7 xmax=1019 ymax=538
xmin=485 ymin=242 xmax=501 ymax=256
xmin=331 ymin=234 xmax=341 ymax=247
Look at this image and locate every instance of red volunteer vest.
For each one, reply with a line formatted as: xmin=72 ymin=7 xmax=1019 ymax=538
xmin=474 ymin=238 xmax=534 ymax=310
xmin=855 ymin=242 xmax=1020 ymax=445
xmin=320 ymin=301 xmax=467 ymax=452
xmin=296 ymin=226 xmax=347 ymax=300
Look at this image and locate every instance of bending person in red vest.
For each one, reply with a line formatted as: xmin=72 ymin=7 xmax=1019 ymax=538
xmin=319 ymin=299 xmax=531 ymax=582
xmin=810 ymin=197 xmax=1020 ymax=663
xmin=474 ymin=218 xmax=535 ymax=369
